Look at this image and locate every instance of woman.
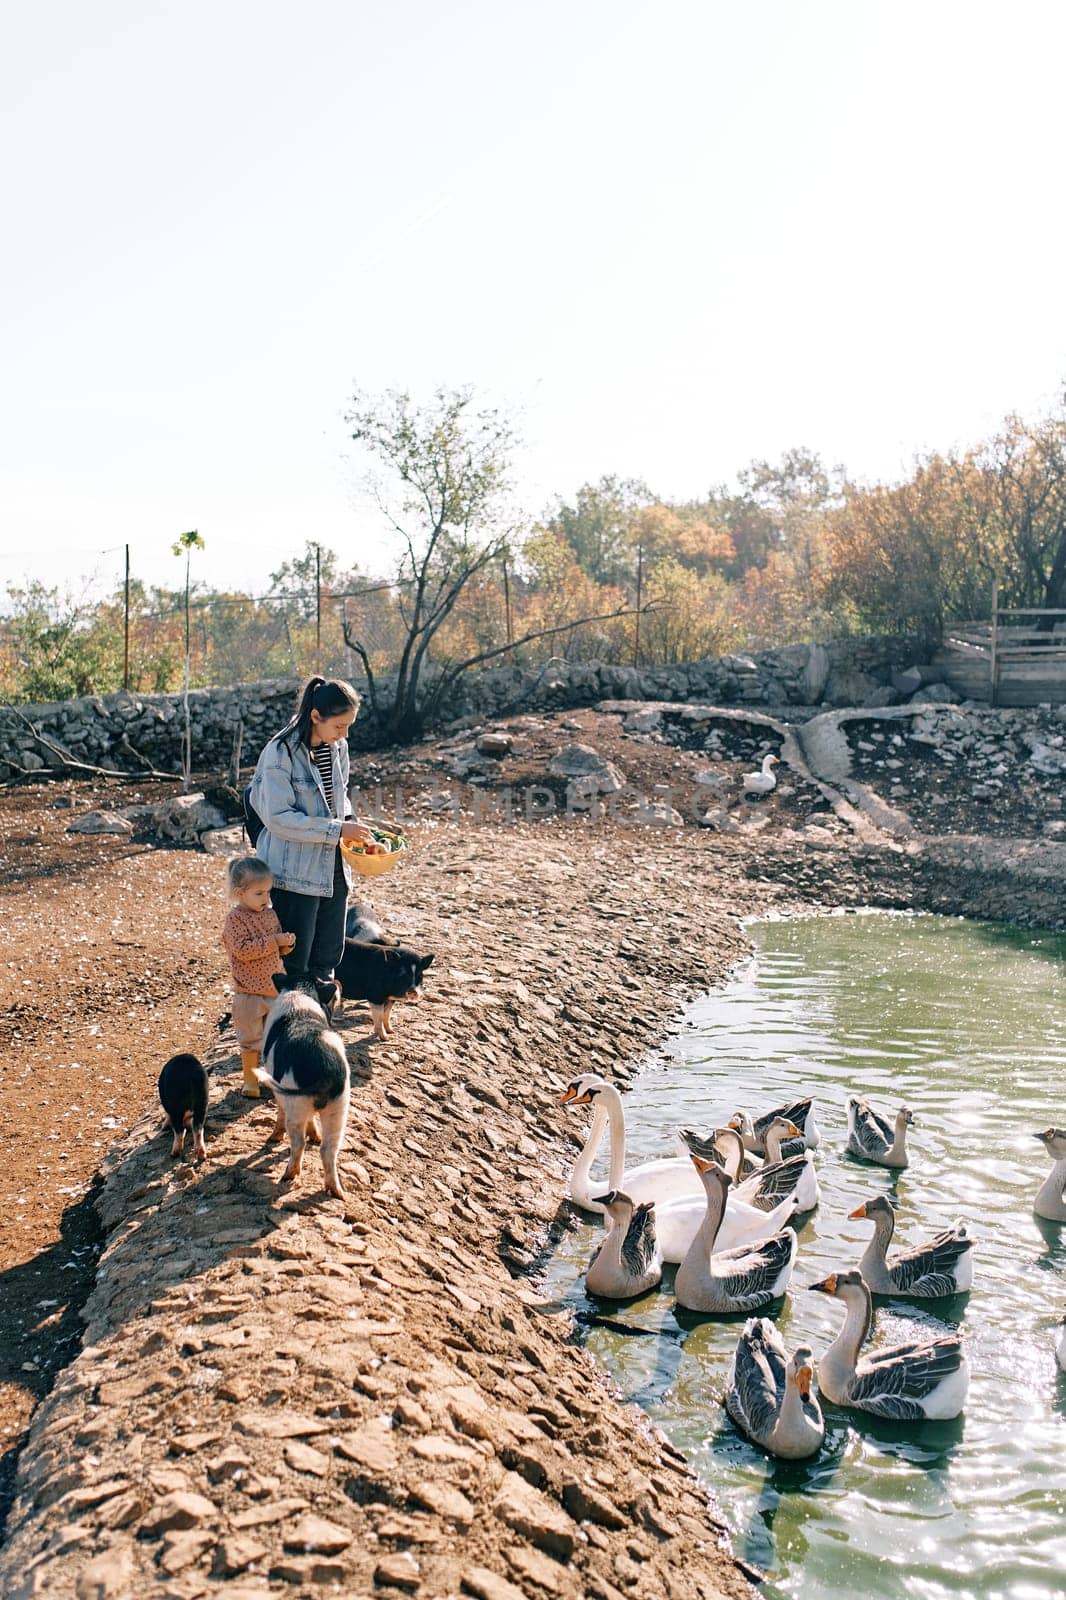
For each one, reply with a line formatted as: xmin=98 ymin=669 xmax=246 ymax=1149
xmin=250 ymin=676 xmax=374 ymax=983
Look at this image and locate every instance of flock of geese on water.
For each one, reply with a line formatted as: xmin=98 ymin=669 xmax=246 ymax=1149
xmin=559 ymin=1074 xmax=1066 ymax=1462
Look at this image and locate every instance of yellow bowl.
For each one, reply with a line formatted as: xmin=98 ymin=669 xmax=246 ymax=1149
xmin=340 ymin=826 xmax=409 ymax=877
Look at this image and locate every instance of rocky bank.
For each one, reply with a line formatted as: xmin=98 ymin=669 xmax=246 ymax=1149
xmin=1 ymin=702 xmax=1064 ymax=1599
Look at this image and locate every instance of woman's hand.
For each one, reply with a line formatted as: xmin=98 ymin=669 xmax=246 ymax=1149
xmin=341 ymin=820 xmax=376 ymax=846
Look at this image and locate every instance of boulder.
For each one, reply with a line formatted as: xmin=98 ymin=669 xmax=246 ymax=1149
xmin=548 ymin=744 xmax=622 ymax=784
xmin=891 ymin=665 xmax=924 ymax=696
xmin=910 ymin=683 xmax=957 ymax=705
xmin=151 ymin=794 xmax=228 ymax=840
xmin=801 ymin=644 xmax=831 ymax=703
xmin=1028 ymin=741 xmax=1066 ymax=777
xmin=66 ymin=811 xmax=134 ymax=836
xmin=622 ymin=709 xmax=663 ymax=735
xmin=450 ymin=748 xmax=503 ymax=781
xmin=475 ymin=731 xmax=512 ymax=758
xmin=638 ymin=801 xmax=684 ymax=827
xmin=201 ymin=825 xmax=247 ymax=857
xmin=823 ymin=668 xmax=881 ymax=708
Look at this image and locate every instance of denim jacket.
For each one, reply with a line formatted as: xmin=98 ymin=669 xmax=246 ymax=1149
xmin=250 ymin=731 xmax=352 ymax=896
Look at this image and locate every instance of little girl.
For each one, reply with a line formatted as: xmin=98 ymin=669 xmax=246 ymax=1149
xmin=222 ymin=856 xmax=296 ymax=1097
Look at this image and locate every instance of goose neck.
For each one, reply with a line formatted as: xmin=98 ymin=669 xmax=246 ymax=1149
xmin=775 ymin=1374 xmax=811 ymax=1448
xmin=690 ymin=1174 xmax=726 ymax=1262
xmin=824 ymin=1288 xmax=872 ymax=1377
xmin=1035 ymin=1157 xmax=1066 ymax=1218
xmin=886 ymin=1119 xmax=909 ymax=1163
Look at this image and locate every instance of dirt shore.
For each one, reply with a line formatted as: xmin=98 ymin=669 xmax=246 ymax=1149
xmin=0 ymin=761 xmax=1063 ymax=1598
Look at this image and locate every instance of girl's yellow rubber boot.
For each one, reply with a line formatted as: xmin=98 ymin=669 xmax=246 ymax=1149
xmin=241 ymin=1050 xmax=261 ymax=1098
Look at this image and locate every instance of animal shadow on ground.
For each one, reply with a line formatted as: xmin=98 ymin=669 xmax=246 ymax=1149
xmin=0 ymin=1186 xmax=103 ymax=1541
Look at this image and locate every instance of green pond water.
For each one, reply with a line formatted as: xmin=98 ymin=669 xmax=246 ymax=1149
xmin=543 ymin=913 xmax=1066 ymax=1600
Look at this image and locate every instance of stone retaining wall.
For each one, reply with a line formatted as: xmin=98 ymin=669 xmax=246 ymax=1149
xmin=0 ymin=635 xmax=922 ymax=778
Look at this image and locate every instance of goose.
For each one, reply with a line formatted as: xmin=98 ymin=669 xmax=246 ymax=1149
xmin=725 ymin=1318 xmax=824 ymax=1460
xmin=848 ymin=1196 xmax=973 ymax=1296
xmin=674 ymin=1158 xmax=798 ymax=1314
xmin=743 ymin=754 xmax=779 ymax=796
xmin=685 ymin=1123 xmax=820 ymax=1213
xmin=559 ymin=1075 xmax=702 ymax=1214
xmin=730 ymin=1096 xmax=822 ymax=1155
xmin=809 ymin=1269 xmax=969 ymax=1419
xmin=1032 ymin=1127 xmax=1066 ymax=1223
xmin=679 ymin=1125 xmax=759 ymax=1177
xmin=559 ymin=1076 xmax=798 ymax=1257
xmin=585 ymin=1191 xmax=662 ymax=1299
xmin=1057 ymin=1315 xmax=1066 ymax=1373
xmin=846 ymin=1098 xmax=912 ymax=1168
xmin=651 ymin=1177 xmax=800 ymax=1266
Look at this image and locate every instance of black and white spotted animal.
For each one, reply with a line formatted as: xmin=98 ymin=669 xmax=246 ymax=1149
xmin=258 ymin=975 xmax=350 ymax=1200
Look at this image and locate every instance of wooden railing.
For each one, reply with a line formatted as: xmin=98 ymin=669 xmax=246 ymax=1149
xmin=942 ymin=584 xmax=1066 ymax=705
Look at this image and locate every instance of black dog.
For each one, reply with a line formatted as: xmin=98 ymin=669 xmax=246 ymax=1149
xmin=158 ymin=1053 xmax=208 ymax=1161
xmin=344 ymin=901 xmax=392 ymax=945
xmin=259 ymin=974 xmax=350 ymax=1199
xmin=335 ymin=939 xmax=434 ymax=1040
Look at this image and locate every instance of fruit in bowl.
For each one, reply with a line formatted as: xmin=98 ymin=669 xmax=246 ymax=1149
xmin=340 ymin=825 xmax=408 ymax=876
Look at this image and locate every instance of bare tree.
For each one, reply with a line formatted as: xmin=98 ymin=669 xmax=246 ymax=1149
xmin=343 ymin=387 xmax=652 ymax=743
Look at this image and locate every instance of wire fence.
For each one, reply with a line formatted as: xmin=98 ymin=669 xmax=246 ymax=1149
xmin=0 ymin=539 xmax=650 ymax=703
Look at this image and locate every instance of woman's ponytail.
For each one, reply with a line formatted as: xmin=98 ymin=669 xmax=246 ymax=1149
xmin=278 ymin=676 xmax=360 ymax=748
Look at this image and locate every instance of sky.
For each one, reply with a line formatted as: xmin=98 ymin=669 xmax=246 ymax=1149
xmin=2 ymin=0 xmax=1066 ymax=600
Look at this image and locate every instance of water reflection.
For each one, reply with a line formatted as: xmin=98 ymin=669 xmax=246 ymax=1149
xmin=543 ymin=913 xmax=1066 ymax=1600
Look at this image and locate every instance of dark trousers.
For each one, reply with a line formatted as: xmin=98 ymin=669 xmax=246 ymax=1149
xmin=272 ymin=851 xmax=348 ymax=981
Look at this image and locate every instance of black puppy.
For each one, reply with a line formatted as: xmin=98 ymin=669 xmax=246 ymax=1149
xmin=158 ymin=1053 xmax=208 ymax=1161
xmin=259 ymin=974 xmax=350 ymax=1199
xmin=335 ymin=939 xmax=434 ymax=1040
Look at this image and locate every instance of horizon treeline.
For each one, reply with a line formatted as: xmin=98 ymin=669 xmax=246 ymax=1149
xmin=3 ymin=395 xmax=1065 ymax=705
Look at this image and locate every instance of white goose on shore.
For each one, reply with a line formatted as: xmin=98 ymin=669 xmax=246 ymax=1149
xmin=585 ymin=1191 xmax=663 ymax=1299
xmin=1057 ymin=1315 xmax=1066 ymax=1373
xmin=846 ymin=1098 xmax=912 ymax=1168
xmin=809 ymin=1269 xmax=969 ymax=1419
xmin=1032 ymin=1127 xmax=1066 ymax=1223
xmin=725 ymin=1318 xmax=824 ymax=1460
xmin=848 ymin=1195 xmax=973 ymax=1296
xmin=674 ymin=1159 xmax=798 ymax=1314
xmin=743 ymin=754 xmax=779 ymax=796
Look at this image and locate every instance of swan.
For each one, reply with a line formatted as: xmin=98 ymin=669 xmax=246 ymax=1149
xmin=559 ymin=1078 xmax=797 ymax=1257
xmin=674 ymin=1158 xmax=798 ymax=1313
xmin=808 ymin=1269 xmax=969 ymax=1419
xmin=730 ymin=1097 xmax=821 ymax=1155
xmin=743 ymin=754 xmax=779 ymax=795
xmin=559 ymin=1075 xmax=703 ymax=1213
xmin=846 ymin=1097 xmax=912 ymax=1168
xmin=684 ymin=1123 xmax=820 ymax=1213
xmin=585 ymin=1191 xmax=662 ymax=1299
xmin=1033 ymin=1127 xmax=1066 ymax=1222
xmin=848 ymin=1196 xmax=973 ymax=1296
xmin=725 ymin=1318 xmax=824 ymax=1460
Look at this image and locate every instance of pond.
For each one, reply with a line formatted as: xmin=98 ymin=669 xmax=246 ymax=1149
xmin=543 ymin=913 xmax=1066 ymax=1600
